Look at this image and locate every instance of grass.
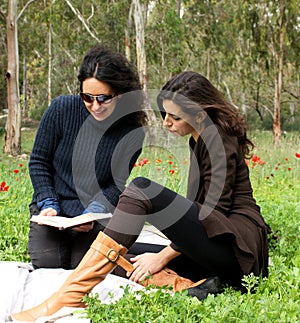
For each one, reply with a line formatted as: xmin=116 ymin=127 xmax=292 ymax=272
xmin=0 ymin=128 xmax=299 ymax=322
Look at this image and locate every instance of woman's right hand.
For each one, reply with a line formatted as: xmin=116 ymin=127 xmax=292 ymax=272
xmin=127 ymin=252 xmax=167 ymax=283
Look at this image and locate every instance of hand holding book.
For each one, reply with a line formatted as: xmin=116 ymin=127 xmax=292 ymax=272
xmin=30 ymin=212 xmax=113 ymax=230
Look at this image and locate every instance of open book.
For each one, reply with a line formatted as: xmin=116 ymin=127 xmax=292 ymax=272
xmin=30 ymin=212 xmax=112 ymax=230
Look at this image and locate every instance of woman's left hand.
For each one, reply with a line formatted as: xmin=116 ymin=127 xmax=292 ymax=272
xmin=127 ymin=252 xmax=167 ymax=283
xmin=71 ymin=221 xmax=94 ymax=232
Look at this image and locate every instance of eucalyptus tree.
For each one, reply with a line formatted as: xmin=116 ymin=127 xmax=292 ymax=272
xmin=4 ymin=0 xmax=36 ymax=156
xmin=145 ymin=0 xmax=187 ymax=88
xmin=239 ymin=0 xmax=299 ymax=145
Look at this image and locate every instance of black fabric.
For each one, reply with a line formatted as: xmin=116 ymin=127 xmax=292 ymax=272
xmin=28 ymin=220 xmax=105 ymax=269
xmin=105 ymin=177 xmax=243 ymax=285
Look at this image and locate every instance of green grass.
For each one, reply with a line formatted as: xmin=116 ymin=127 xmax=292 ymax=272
xmin=0 ymin=129 xmax=299 ymax=322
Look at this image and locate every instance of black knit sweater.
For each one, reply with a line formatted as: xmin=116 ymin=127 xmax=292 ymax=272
xmin=29 ymin=95 xmax=144 ymax=217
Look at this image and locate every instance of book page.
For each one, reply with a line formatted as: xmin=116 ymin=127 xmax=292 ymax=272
xmin=30 ymin=213 xmax=113 ymax=229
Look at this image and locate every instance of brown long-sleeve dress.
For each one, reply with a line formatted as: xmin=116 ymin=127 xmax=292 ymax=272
xmin=186 ymin=123 xmax=270 ymax=277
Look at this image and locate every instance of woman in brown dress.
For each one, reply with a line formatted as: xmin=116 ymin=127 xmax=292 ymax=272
xmin=11 ymin=71 xmax=271 ymax=322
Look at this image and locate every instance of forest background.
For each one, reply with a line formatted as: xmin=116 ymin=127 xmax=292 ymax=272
xmin=0 ymin=0 xmax=299 ymax=156
xmin=0 ymin=2 xmax=299 ymax=321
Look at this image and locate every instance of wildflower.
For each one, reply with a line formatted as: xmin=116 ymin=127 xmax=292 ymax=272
xmin=19 ymin=163 xmax=24 ymax=167
xmin=138 ymin=158 xmax=149 ymax=166
xmin=285 ymin=158 xmax=288 ymax=162
xmin=13 ymin=169 xmax=20 ymax=174
xmin=168 ymin=161 xmax=173 ymax=165
xmin=0 ymin=181 xmax=9 ymax=191
xmin=288 ymin=167 xmax=292 ymax=171
xmin=251 ymin=155 xmax=260 ymax=164
xmin=295 ymin=153 xmax=300 ymax=158
xmin=155 ymin=159 xmax=162 ymax=163
xmin=275 ymin=167 xmax=279 ymax=171
xmin=258 ymin=159 xmax=265 ymax=166
xmin=169 ymin=169 xmax=175 ymax=175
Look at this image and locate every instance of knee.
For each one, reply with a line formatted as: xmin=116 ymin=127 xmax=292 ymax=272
xmin=29 ymin=248 xmax=70 ymax=269
xmin=130 ymin=176 xmax=151 ymax=189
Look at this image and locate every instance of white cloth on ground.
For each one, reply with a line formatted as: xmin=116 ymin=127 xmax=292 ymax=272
xmin=0 ymin=227 xmax=169 ymax=323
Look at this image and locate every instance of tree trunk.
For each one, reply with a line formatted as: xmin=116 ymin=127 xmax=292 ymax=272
xmin=132 ymin=0 xmax=158 ymax=145
xmin=125 ymin=2 xmax=133 ymax=62
xmin=5 ymin=0 xmax=21 ymax=156
xmin=273 ymin=1 xmax=285 ymax=146
xmin=133 ymin=0 xmax=147 ymax=91
xmin=22 ymin=56 xmax=27 ymax=118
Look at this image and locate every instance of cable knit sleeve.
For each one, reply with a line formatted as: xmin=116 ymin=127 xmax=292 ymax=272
xmin=29 ymin=99 xmax=61 ymax=203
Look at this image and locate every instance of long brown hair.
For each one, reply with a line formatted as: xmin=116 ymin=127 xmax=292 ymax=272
xmin=157 ymin=71 xmax=254 ymax=157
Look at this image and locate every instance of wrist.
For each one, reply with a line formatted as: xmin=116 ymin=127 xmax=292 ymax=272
xmin=159 ymin=246 xmax=181 ymax=265
xmin=37 ymin=198 xmax=60 ymax=215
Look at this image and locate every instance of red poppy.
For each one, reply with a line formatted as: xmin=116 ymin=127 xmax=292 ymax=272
xmin=288 ymin=167 xmax=292 ymax=171
xmin=251 ymin=155 xmax=260 ymax=163
xmin=168 ymin=161 xmax=173 ymax=165
xmin=0 ymin=181 xmax=9 ymax=191
xmin=296 ymin=153 xmax=300 ymax=158
xmin=138 ymin=158 xmax=149 ymax=166
xmin=285 ymin=158 xmax=288 ymax=161
xmin=19 ymin=163 xmax=24 ymax=167
xmin=13 ymin=169 xmax=20 ymax=174
xmin=169 ymin=169 xmax=175 ymax=175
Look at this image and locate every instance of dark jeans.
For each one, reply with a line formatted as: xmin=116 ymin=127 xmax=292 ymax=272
xmin=28 ymin=219 xmax=105 ymax=269
xmin=106 ymin=177 xmax=243 ymax=285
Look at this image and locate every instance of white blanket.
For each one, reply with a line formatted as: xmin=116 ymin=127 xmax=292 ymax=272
xmin=0 ymin=228 xmax=169 ymax=323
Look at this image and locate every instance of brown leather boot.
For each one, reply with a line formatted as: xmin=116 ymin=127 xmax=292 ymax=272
xmin=141 ymin=268 xmax=205 ymax=291
xmin=10 ymin=232 xmax=134 ymax=322
xmin=141 ymin=268 xmax=221 ymax=300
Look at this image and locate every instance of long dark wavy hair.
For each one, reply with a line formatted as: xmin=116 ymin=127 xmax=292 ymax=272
xmin=78 ymin=44 xmax=147 ymax=127
xmin=157 ymin=71 xmax=254 ymax=157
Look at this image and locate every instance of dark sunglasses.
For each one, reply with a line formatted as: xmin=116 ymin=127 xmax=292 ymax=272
xmin=80 ymin=92 xmax=114 ymax=104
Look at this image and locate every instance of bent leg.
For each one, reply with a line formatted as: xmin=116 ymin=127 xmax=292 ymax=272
xmin=70 ymin=221 xmax=105 ymax=268
xmin=104 ymin=177 xmax=242 ymax=283
xmin=28 ymin=222 xmax=71 ymax=269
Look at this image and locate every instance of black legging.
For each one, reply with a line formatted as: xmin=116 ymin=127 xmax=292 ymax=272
xmin=105 ymin=177 xmax=243 ymax=284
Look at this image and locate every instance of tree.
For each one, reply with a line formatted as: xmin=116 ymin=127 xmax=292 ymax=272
xmin=5 ymin=0 xmax=35 ymax=156
xmin=132 ymin=0 xmax=148 ymax=90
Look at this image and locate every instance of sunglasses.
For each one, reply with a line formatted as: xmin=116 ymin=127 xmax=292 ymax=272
xmin=80 ymin=92 xmax=114 ymax=104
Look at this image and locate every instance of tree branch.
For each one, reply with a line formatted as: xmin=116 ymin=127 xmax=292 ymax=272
xmin=17 ymin=0 xmax=36 ymax=21
xmin=0 ymin=10 xmax=6 ymax=23
xmin=283 ymin=88 xmax=300 ymax=101
xmin=87 ymin=4 xmax=94 ymax=23
xmin=64 ymin=0 xmax=101 ymax=43
xmin=262 ymin=105 xmax=274 ymax=118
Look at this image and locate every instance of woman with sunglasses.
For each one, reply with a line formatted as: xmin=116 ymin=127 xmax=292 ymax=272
xmin=11 ymin=71 xmax=270 ymax=322
xmin=26 ymin=44 xmax=147 ymax=270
